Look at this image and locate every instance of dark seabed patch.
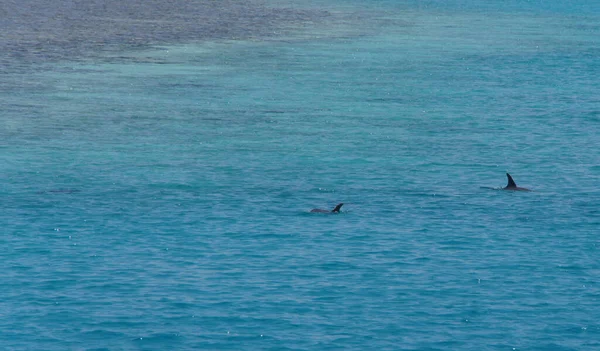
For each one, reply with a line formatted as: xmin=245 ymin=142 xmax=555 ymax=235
xmin=0 ymin=0 xmax=333 ymax=70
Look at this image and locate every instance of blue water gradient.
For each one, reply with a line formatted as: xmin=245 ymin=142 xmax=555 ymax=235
xmin=2 ymin=0 xmax=599 ymax=350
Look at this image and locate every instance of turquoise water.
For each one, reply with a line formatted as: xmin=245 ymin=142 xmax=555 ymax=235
xmin=2 ymin=0 xmax=599 ymax=350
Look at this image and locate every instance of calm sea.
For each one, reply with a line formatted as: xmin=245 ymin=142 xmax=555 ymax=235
xmin=1 ymin=0 xmax=599 ymax=350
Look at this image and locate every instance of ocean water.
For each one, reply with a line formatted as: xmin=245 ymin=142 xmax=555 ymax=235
xmin=2 ymin=0 xmax=599 ymax=350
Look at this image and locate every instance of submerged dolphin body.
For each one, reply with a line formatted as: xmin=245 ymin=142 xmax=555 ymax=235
xmin=310 ymin=203 xmax=344 ymax=213
xmin=37 ymin=189 xmax=81 ymax=194
xmin=503 ymin=173 xmax=531 ymax=191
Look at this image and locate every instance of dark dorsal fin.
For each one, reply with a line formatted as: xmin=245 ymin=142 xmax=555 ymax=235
xmin=332 ymin=203 xmax=344 ymax=213
xmin=505 ymin=173 xmax=517 ymax=189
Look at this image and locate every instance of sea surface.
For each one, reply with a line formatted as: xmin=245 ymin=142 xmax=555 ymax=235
xmin=1 ymin=0 xmax=599 ymax=350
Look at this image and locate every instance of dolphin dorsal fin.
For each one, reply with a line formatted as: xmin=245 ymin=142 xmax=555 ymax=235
xmin=506 ymin=173 xmax=517 ymax=188
xmin=332 ymin=203 xmax=344 ymax=213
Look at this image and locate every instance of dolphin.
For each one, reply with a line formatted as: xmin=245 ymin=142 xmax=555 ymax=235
xmin=310 ymin=203 xmax=344 ymax=213
xmin=503 ymin=173 xmax=531 ymax=191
